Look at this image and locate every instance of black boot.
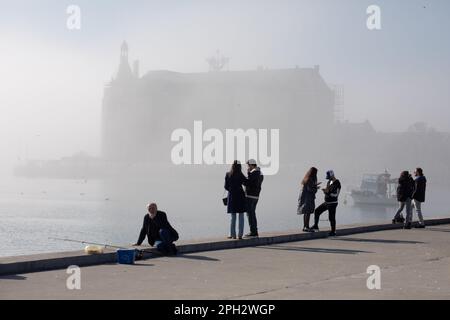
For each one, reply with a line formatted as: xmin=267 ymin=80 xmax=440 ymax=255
xmin=169 ymin=244 xmax=178 ymax=256
xmin=392 ymin=217 xmax=405 ymax=224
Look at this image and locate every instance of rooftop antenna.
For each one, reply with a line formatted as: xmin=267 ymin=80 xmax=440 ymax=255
xmin=206 ymin=50 xmax=230 ymax=72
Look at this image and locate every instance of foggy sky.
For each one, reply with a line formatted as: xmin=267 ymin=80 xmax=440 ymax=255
xmin=0 ymin=0 xmax=449 ymax=171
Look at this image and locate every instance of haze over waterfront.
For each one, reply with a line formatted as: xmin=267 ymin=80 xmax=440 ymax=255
xmin=1 ymin=0 xmax=450 ymax=258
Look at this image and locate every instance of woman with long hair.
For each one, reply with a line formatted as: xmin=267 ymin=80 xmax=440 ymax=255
xmin=224 ymin=161 xmax=248 ymax=239
xmin=297 ymin=167 xmax=320 ymax=232
xmin=393 ymin=170 xmax=415 ymax=228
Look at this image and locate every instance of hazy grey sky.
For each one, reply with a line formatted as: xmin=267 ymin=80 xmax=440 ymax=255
xmin=0 ymin=0 xmax=449 ymax=168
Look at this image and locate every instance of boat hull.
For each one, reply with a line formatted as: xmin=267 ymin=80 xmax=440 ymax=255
xmin=350 ymin=191 xmax=398 ymax=206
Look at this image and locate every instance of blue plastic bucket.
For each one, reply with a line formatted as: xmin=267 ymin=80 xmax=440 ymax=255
xmin=117 ymin=249 xmax=136 ymax=265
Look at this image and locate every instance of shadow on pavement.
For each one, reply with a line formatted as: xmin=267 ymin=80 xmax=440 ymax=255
xmin=0 ymin=274 xmax=27 ymax=280
xmin=425 ymin=227 xmax=450 ymax=233
xmin=177 ymin=254 xmax=220 ymax=262
xmin=331 ymin=237 xmax=425 ymax=244
xmin=255 ymin=245 xmax=372 ymax=255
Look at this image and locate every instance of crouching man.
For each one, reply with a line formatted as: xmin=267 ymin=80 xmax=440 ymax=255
xmin=133 ymin=203 xmax=179 ymax=255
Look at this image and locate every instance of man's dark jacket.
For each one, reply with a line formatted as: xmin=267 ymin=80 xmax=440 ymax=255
xmin=324 ymin=179 xmax=341 ymax=203
xmin=413 ymin=176 xmax=427 ymax=203
xmin=245 ymin=167 xmax=264 ymax=198
xmin=136 ymin=211 xmax=179 ymax=246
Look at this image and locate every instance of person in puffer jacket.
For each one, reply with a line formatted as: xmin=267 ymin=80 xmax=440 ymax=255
xmin=392 ymin=171 xmax=415 ymax=229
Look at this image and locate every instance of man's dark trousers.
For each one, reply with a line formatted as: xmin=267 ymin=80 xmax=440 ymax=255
xmin=314 ymin=202 xmax=338 ymax=233
xmin=246 ymin=198 xmax=259 ymax=235
xmin=155 ymin=229 xmax=176 ymax=254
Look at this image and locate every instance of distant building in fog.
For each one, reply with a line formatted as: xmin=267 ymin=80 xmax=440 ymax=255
xmin=102 ymin=42 xmax=336 ymax=163
xmin=15 ymin=43 xmax=450 ymax=182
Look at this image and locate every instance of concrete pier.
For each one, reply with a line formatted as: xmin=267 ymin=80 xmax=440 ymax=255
xmin=1 ymin=218 xmax=450 ymax=276
xmin=1 ymin=219 xmax=450 ymax=299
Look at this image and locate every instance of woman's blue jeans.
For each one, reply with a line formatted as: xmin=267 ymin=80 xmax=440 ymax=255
xmin=230 ymin=213 xmax=244 ymax=238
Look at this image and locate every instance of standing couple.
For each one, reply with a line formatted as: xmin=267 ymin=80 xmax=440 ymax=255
xmin=224 ymin=160 xmax=264 ymax=239
xmin=297 ymin=167 xmax=342 ymax=237
xmin=392 ymin=168 xmax=427 ymax=229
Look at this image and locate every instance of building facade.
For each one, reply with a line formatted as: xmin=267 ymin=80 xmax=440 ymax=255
xmin=102 ymin=43 xmax=335 ymax=163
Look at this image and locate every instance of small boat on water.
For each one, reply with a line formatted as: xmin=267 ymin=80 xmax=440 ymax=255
xmin=350 ymin=171 xmax=398 ymax=206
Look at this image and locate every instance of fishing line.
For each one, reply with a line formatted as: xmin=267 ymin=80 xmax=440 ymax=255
xmin=48 ymin=237 xmax=127 ymax=249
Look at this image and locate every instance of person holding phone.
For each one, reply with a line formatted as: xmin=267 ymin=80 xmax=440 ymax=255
xmin=310 ymin=170 xmax=341 ymax=236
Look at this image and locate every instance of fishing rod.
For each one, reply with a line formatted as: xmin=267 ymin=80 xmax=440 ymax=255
xmin=48 ymin=237 xmax=128 ymax=250
xmin=48 ymin=236 xmax=156 ymax=257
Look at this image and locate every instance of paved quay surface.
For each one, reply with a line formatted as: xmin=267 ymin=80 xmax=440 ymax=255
xmin=1 ymin=224 xmax=450 ymax=300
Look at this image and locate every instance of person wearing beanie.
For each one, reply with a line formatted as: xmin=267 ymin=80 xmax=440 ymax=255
xmin=310 ymin=170 xmax=341 ymax=236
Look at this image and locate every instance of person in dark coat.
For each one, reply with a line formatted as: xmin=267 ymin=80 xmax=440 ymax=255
xmin=134 ymin=203 xmax=179 ymax=255
xmin=224 ymin=161 xmax=248 ymax=239
xmin=297 ymin=167 xmax=321 ymax=232
xmin=413 ymin=168 xmax=427 ymax=228
xmin=244 ymin=159 xmax=264 ymax=237
xmin=392 ymin=171 xmax=416 ymax=229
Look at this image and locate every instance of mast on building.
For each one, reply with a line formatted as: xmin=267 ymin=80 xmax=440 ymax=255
xmin=206 ymin=50 xmax=230 ymax=72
